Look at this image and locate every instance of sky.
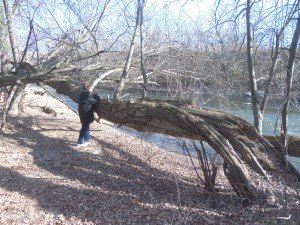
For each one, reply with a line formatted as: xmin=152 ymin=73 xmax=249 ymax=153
xmin=13 ymin=0 xmax=295 ymax=53
xmin=146 ymin=0 xmax=214 ymax=23
xmin=151 ymin=0 xmax=213 ymax=20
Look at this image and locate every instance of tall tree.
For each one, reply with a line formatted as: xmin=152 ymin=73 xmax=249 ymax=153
xmin=246 ymin=0 xmax=262 ymax=134
xmin=1 ymin=0 xmax=19 ymax=128
xmin=114 ymin=0 xmax=141 ymax=101
xmin=281 ymin=14 xmax=300 ymax=149
xmin=139 ymin=0 xmax=147 ymax=98
xmin=260 ymin=1 xmax=299 ymax=132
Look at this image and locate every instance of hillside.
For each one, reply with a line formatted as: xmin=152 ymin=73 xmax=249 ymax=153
xmin=0 ymin=87 xmax=299 ymax=224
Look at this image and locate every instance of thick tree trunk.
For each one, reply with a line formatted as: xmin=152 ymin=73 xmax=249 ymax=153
xmin=48 ymin=81 xmax=292 ymax=202
xmin=95 ymin=99 xmax=281 ymax=201
xmin=7 ymin=84 xmax=26 ymax=117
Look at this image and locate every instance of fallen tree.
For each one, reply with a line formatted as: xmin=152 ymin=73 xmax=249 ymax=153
xmin=0 ymin=71 xmax=298 ymax=202
xmin=47 ymin=80 xmax=299 ymax=203
xmin=0 ymin=0 xmax=298 ymax=207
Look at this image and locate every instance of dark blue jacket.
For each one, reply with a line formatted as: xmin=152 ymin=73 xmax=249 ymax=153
xmin=78 ymin=90 xmax=100 ymax=123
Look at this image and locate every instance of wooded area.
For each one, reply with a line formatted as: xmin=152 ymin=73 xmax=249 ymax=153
xmin=0 ymin=0 xmax=300 ymax=209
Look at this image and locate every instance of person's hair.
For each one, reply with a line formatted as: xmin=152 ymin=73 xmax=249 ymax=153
xmin=82 ymin=81 xmax=91 ymax=91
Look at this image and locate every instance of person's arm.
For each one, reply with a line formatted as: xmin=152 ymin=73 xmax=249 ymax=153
xmin=92 ymin=93 xmax=101 ymax=123
xmin=84 ymin=93 xmax=100 ymax=106
xmin=92 ymin=93 xmax=100 ymax=102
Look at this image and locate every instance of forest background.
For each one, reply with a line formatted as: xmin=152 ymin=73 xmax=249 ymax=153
xmin=0 ymin=0 xmax=300 ymax=222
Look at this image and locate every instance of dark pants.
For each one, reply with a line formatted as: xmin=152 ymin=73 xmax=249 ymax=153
xmin=77 ymin=121 xmax=90 ymax=144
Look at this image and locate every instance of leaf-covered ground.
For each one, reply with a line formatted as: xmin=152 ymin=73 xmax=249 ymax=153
xmin=0 ymin=87 xmax=299 ymax=224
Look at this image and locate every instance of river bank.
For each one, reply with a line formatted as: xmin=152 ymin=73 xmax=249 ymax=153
xmin=0 ymin=87 xmax=299 ymax=224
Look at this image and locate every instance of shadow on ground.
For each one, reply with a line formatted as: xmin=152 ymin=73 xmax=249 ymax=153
xmin=0 ymin=116 xmax=261 ymax=224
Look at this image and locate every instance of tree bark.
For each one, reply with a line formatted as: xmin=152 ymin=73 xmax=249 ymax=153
xmin=1 ymin=0 xmax=22 ymax=127
xmin=48 ymin=80 xmax=292 ymax=202
xmin=1 ymin=84 xmax=17 ymax=129
xmin=281 ymin=15 xmax=300 ymax=149
xmin=3 ymin=0 xmax=18 ymax=65
xmin=260 ymin=33 xmax=280 ymax=115
xmin=246 ymin=0 xmax=262 ymax=134
xmin=139 ymin=0 xmax=147 ymax=99
xmin=114 ymin=0 xmax=141 ymax=101
xmin=95 ymin=98 xmax=283 ymax=201
xmin=7 ymin=83 xmax=26 ymax=117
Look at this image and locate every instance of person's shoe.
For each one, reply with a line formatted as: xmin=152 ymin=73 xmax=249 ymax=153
xmin=77 ymin=142 xmax=88 ymax=147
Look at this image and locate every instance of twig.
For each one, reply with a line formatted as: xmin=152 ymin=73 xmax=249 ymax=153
xmin=277 ymin=215 xmax=291 ymax=220
xmin=182 ymin=141 xmax=205 ymax=185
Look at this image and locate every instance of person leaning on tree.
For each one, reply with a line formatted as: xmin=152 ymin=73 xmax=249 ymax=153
xmin=77 ymin=82 xmax=100 ymax=147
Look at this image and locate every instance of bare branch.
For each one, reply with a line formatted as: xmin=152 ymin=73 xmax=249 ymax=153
xmin=20 ymin=20 xmax=34 ymax=64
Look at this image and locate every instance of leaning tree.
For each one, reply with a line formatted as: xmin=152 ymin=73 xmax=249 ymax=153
xmin=2 ymin=69 xmax=299 ymax=203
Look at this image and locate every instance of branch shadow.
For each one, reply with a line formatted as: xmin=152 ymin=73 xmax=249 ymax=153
xmin=1 ymin=116 xmax=238 ymax=224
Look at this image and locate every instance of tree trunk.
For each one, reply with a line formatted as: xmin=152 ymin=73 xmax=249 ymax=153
xmin=114 ymin=0 xmax=141 ymax=101
xmin=281 ymin=16 xmax=300 ymax=149
xmin=1 ymin=84 xmax=17 ymax=129
xmin=3 ymin=0 xmax=18 ymax=65
xmin=95 ymin=99 xmax=278 ymax=201
xmin=48 ymin=80 xmax=292 ymax=202
xmin=7 ymin=84 xmax=26 ymax=117
xmin=246 ymin=0 xmax=262 ymax=134
xmin=139 ymin=0 xmax=147 ymax=99
xmin=260 ymin=33 xmax=280 ymax=114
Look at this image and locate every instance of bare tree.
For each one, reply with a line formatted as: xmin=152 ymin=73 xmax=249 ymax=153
xmin=246 ymin=0 xmax=263 ymax=134
xmin=1 ymin=0 xmax=20 ymax=128
xmin=114 ymin=0 xmax=141 ymax=101
xmin=281 ymin=14 xmax=300 ymax=149
xmin=139 ymin=0 xmax=147 ymax=98
xmin=0 ymin=0 xmax=299 ymax=204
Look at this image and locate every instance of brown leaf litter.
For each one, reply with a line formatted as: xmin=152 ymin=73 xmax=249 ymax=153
xmin=0 ymin=87 xmax=299 ymax=224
